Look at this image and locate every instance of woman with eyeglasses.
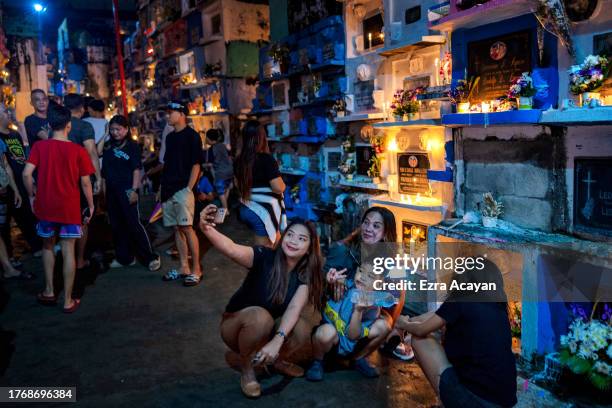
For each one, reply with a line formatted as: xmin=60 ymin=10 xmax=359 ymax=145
xmin=199 ymin=204 xmax=323 ymax=398
xmin=101 ymin=115 xmax=160 ymax=271
xmin=306 ymin=206 xmax=403 ymax=381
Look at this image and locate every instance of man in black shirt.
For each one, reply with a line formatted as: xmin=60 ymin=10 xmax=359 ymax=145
xmin=64 ymin=94 xmax=102 ymax=271
xmin=160 ymin=101 xmax=203 ymax=285
xmin=0 ymin=104 xmax=41 ymax=257
xmin=23 ymin=89 xmax=49 ymax=147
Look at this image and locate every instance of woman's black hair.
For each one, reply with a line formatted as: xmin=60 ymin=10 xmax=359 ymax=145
xmin=234 ymin=120 xmax=269 ymax=201
xmin=446 ymin=257 xmax=508 ymax=306
xmin=267 ymin=220 xmax=324 ymax=311
xmin=345 ymin=206 xmax=397 ymax=246
xmin=206 ymin=128 xmax=223 ymax=142
xmin=108 ymin=115 xmax=132 ymax=144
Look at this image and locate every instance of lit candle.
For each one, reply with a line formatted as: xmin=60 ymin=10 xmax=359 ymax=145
xmin=368 ymin=33 xmax=372 ymax=49
xmin=481 ymin=101 xmax=490 ymax=113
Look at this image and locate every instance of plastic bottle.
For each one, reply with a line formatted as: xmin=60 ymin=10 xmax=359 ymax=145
xmin=350 ymin=289 xmax=397 ymax=308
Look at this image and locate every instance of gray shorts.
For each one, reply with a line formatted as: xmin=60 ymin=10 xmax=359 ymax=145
xmin=162 ymin=188 xmax=195 ymax=227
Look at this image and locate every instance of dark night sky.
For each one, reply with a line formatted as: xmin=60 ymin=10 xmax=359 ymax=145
xmin=2 ymin=0 xmax=137 ymax=43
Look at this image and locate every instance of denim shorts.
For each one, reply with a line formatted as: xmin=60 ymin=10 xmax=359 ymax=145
xmin=439 ymin=367 xmax=504 ymax=408
xmin=238 ymin=205 xmax=268 ymax=237
xmin=37 ymin=221 xmax=82 ymax=239
xmin=214 ymin=178 xmax=232 ymax=195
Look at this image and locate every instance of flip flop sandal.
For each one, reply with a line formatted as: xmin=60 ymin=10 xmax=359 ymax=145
xmin=183 ymin=274 xmax=202 ymax=287
xmin=10 ymin=258 xmax=23 ymax=269
xmin=37 ymin=292 xmax=57 ymax=305
xmin=162 ymin=269 xmax=187 ymax=281
xmin=63 ymin=299 xmax=81 ymax=314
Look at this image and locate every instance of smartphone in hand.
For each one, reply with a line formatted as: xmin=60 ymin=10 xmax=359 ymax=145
xmin=214 ymin=208 xmax=227 ymax=224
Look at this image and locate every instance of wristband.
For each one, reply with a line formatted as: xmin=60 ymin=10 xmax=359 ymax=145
xmin=275 ymin=330 xmax=286 ymax=340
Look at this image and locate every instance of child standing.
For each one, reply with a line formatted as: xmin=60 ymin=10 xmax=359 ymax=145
xmin=205 ymin=129 xmax=232 ymax=213
xmin=22 ymin=105 xmax=95 ymax=313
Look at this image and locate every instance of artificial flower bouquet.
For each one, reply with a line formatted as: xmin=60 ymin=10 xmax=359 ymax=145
xmin=448 ymin=77 xmax=480 ymax=105
xmin=508 ymin=72 xmax=536 ymax=98
xmin=568 ymin=55 xmax=610 ymax=95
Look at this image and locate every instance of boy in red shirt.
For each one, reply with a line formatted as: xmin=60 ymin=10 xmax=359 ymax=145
xmin=22 ymin=105 xmax=94 ymax=313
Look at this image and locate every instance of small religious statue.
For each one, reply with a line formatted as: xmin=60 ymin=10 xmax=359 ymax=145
xmin=440 ymin=52 xmax=452 ymax=86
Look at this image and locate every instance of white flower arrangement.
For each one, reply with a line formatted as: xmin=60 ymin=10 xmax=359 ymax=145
xmin=507 ymin=72 xmax=536 ymax=98
xmin=568 ymin=54 xmax=610 ymax=95
xmin=559 ymin=317 xmax=612 ymax=391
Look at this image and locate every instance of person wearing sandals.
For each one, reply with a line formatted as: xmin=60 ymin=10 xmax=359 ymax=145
xmin=306 ymin=207 xmax=402 ymax=381
xmin=199 ymin=204 xmax=323 ymax=398
xmin=23 ymin=105 xmax=95 ymax=313
xmin=102 ymin=115 xmax=160 ymax=272
xmin=395 ymin=260 xmax=517 ymax=408
xmin=159 ymin=101 xmax=203 ymax=286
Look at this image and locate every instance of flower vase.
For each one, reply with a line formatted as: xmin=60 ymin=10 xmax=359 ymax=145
xmin=581 ymin=92 xmax=601 ymax=107
xmin=408 ymin=113 xmax=417 ymax=121
xmin=394 ymin=115 xmax=403 ymax=122
xmin=517 ymin=96 xmax=533 ymax=110
xmin=402 ymin=114 xmax=409 ymax=121
xmin=457 ymin=102 xmax=470 ymax=113
xmin=345 ymin=174 xmax=353 ymax=181
xmin=336 ymin=111 xmax=345 ymax=118
xmin=482 ymin=216 xmax=497 ymax=228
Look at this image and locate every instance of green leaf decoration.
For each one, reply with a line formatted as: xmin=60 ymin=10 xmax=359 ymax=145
xmin=567 ymin=356 xmax=592 ymax=375
xmin=558 ymin=349 xmax=571 ymax=364
xmin=589 ymin=371 xmax=612 ymax=392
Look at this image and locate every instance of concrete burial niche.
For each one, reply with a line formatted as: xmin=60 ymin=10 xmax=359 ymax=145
xmin=450 ymin=14 xmax=559 ymax=109
xmin=556 ymin=0 xmax=612 ymax=104
xmin=448 ymin=119 xmax=612 ymax=357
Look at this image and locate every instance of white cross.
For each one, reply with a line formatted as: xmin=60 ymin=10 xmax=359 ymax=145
xmin=582 ymin=170 xmax=596 ymax=200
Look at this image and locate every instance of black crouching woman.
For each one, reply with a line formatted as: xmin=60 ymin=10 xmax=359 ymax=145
xmin=395 ymin=259 xmax=518 ymax=408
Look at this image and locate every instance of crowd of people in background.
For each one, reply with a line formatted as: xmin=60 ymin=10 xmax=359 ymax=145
xmin=1 ymin=92 xmax=518 ymax=407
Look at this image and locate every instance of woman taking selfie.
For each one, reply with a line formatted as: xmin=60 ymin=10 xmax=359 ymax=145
xmin=102 ymin=115 xmax=160 ymax=271
xmin=199 ymin=204 xmax=323 ymax=398
xmin=306 ymin=206 xmax=403 ymax=381
xmin=234 ymin=120 xmax=286 ymax=248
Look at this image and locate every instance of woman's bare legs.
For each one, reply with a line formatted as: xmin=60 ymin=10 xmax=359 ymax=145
xmin=220 ymin=307 xmax=274 ymax=396
xmin=411 ymin=334 xmax=452 ymax=395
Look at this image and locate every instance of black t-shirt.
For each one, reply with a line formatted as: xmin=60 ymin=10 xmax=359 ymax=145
xmin=160 ymin=126 xmax=203 ymax=202
xmin=68 ymin=117 xmax=95 ymax=147
xmin=251 ymin=153 xmax=281 ymax=188
xmin=102 ymin=140 xmax=142 ymax=190
xmin=24 ymin=114 xmax=49 ymax=146
xmin=225 ymin=246 xmax=307 ymax=318
xmin=0 ymin=130 xmax=27 ymax=178
xmin=436 ymin=302 xmax=517 ymax=407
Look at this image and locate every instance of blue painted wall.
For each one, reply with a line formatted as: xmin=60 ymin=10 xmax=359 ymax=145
xmin=451 ymin=14 xmax=559 ymax=109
